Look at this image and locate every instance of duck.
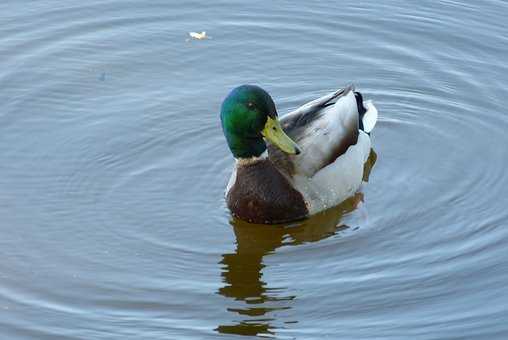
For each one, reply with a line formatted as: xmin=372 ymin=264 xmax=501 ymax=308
xmin=221 ymin=84 xmax=377 ymax=224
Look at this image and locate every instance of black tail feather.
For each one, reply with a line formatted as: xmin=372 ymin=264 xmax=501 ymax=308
xmin=354 ymin=91 xmax=367 ymax=132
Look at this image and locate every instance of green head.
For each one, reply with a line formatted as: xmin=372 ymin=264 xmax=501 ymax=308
xmin=220 ymin=85 xmax=300 ymax=159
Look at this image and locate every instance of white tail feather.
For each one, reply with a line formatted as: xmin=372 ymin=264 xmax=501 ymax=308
xmin=362 ymin=100 xmax=378 ymax=133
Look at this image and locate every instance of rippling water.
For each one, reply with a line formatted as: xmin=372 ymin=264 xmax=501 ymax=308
xmin=2 ymin=0 xmax=508 ymax=339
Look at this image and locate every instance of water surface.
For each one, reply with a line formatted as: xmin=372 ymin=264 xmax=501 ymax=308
xmin=1 ymin=0 xmax=508 ymax=339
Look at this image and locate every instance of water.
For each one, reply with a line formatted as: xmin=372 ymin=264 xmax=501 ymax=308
xmin=1 ymin=0 xmax=508 ymax=339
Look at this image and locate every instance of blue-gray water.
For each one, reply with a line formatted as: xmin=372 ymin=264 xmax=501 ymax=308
xmin=2 ymin=1 xmax=508 ymax=339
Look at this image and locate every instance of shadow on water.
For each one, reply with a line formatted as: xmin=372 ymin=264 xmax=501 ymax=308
xmin=216 ymin=150 xmax=377 ymax=337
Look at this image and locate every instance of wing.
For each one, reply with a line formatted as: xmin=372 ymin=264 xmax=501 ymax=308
xmin=268 ymin=85 xmax=360 ymax=177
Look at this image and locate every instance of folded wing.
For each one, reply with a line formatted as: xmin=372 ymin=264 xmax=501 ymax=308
xmin=268 ymin=85 xmax=360 ymax=177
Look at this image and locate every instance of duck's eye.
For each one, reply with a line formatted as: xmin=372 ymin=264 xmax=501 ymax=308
xmin=272 ymin=126 xmax=277 ymax=131
xmin=247 ymin=102 xmax=254 ymax=108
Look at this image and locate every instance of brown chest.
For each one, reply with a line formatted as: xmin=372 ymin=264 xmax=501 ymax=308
xmin=226 ymin=160 xmax=308 ymax=224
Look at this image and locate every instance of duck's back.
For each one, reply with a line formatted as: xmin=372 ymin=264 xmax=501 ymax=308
xmin=269 ymin=86 xmax=361 ymax=177
xmin=267 ymin=86 xmax=377 ymax=214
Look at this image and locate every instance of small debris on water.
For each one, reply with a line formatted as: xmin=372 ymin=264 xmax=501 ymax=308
xmin=186 ymin=31 xmax=211 ymax=42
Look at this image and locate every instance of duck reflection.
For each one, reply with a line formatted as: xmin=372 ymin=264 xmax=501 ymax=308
xmin=217 ymin=150 xmax=377 ymax=337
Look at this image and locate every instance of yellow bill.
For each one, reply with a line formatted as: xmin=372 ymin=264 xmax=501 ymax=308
xmin=261 ymin=117 xmax=301 ymax=155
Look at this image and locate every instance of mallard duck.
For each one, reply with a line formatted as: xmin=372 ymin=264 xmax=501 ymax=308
xmin=221 ymin=84 xmax=377 ymax=224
